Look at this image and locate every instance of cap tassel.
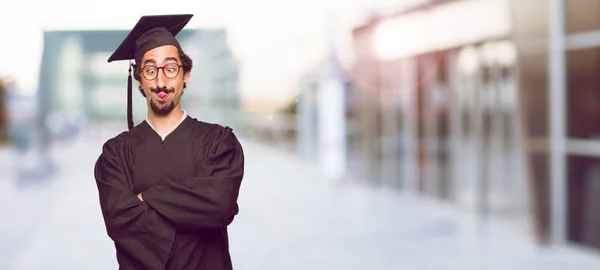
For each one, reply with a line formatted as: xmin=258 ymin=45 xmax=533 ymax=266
xmin=127 ymin=61 xmax=134 ymax=130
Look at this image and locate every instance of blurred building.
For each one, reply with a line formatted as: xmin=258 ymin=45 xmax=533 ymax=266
xmin=337 ymin=0 xmax=600 ymax=252
xmin=296 ymin=52 xmax=351 ymax=179
xmin=289 ymin=0 xmax=600 ymax=252
xmin=350 ymin=0 xmax=527 ymax=232
xmin=181 ymin=29 xmax=242 ymax=131
xmin=38 ymin=28 xmax=241 ymax=137
xmin=0 ymin=78 xmax=8 ymax=145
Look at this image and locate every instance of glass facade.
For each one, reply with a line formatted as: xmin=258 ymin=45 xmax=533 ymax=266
xmin=566 ymin=46 xmax=600 ymax=139
xmin=565 ymin=0 xmax=600 ymax=34
xmin=351 ymin=30 xmax=528 ymax=215
xmin=347 ymin=0 xmax=600 ymax=251
xmin=568 ymin=155 xmax=600 ymax=250
xmin=347 ymin=0 xmax=580 ymax=246
xmin=565 ymin=0 xmax=600 ymax=251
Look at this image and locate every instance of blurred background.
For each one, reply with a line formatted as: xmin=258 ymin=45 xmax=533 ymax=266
xmin=3 ymin=0 xmax=600 ymax=269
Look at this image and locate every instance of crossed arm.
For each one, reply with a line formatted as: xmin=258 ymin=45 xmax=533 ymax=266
xmin=94 ymin=129 xmax=244 ymax=268
xmin=139 ymin=128 xmax=244 ymax=230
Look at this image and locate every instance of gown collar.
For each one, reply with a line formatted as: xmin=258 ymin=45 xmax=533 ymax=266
xmin=142 ymin=109 xmax=191 ymax=141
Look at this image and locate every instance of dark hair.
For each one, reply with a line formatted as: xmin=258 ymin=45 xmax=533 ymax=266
xmin=132 ymin=47 xmax=193 ymax=97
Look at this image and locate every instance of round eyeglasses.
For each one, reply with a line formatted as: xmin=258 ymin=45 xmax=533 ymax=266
xmin=142 ymin=63 xmax=182 ymax=80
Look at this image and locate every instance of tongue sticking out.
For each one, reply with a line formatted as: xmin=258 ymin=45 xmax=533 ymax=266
xmin=158 ymin=92 xmax=168 ymax=99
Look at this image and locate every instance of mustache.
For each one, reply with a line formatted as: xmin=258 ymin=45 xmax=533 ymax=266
xmin=150 ymin=86 xmax=175 ymax=94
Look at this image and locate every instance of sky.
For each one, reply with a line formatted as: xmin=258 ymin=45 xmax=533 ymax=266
xmin=0 ymin=0 xmax=422 ymax=110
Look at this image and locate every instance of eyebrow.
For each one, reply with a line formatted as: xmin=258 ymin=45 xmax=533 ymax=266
xmin=144 ymin=57 xmax=179 ymax=66
xmin=163 ymin=57 xmax=178 ymax=63
xmin=143 ymin=59 xmax=156 ymax=66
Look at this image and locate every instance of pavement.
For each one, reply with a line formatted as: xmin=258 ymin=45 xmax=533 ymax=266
xmin=1 ymin=125 xmax=600 ymax=269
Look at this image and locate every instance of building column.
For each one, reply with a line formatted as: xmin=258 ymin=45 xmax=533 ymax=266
xmin=548 ymin=0 xmax=567 ymax=245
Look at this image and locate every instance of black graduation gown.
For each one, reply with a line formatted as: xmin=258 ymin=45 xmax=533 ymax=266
xmin=94 ymin=116 xmax=244 ymax=270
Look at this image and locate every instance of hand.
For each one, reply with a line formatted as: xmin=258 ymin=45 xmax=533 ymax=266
xmin=137 ymin=193 xmax=143 ymax=201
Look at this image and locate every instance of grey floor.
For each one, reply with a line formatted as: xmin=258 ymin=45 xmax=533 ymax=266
xmin=1 ymin=126 xmax=600 ymax=270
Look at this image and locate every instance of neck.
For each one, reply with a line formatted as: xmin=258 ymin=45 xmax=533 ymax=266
xmin=147 ymin=106 xmax=184 ymax=135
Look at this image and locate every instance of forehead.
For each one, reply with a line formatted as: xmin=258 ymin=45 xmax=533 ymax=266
xmin=141 ymin=45 xmax=180 ymax=63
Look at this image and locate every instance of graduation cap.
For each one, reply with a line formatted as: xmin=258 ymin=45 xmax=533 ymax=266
xmin=107 ymin=14 xmax=193 ymax=130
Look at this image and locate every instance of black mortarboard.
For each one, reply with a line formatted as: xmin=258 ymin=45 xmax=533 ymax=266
xmin=107 ymin=14 xmax=193 ymax=130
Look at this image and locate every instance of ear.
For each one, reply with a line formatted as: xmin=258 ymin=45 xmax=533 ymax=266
xmin=138 ymin=84 xmax=146 ymax=98
xmin=183 ymin=70 xmax=191 ymax=84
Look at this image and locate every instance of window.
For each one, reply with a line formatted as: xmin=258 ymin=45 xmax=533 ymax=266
xmin=566 ymin=47 xmax=600 ymax=139
xmin=566 ymin=0 xmax=600 ymax=34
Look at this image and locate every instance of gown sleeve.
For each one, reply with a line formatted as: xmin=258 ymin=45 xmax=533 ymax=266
xmin=142 ymin=126 xmax=244 ymax=231
xmin=94 ymin=135 xmax=177 ymax=270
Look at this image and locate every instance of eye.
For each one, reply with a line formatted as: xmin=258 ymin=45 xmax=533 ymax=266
xmin=144 ymin=66 xmax=157 ymax=74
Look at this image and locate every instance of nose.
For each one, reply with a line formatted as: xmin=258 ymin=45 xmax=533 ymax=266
xmin=155 ymin=69 xmax=167 ymax=88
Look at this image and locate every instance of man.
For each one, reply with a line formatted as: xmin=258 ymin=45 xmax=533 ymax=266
xmin=94 ymin=14 xmax=244 ymax=270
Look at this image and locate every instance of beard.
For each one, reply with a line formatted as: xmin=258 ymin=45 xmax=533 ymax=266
xmin=149 ymin=86 xmax=176 ymax=115
xmin=150 ymin=99 xmax=175 ymax=115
